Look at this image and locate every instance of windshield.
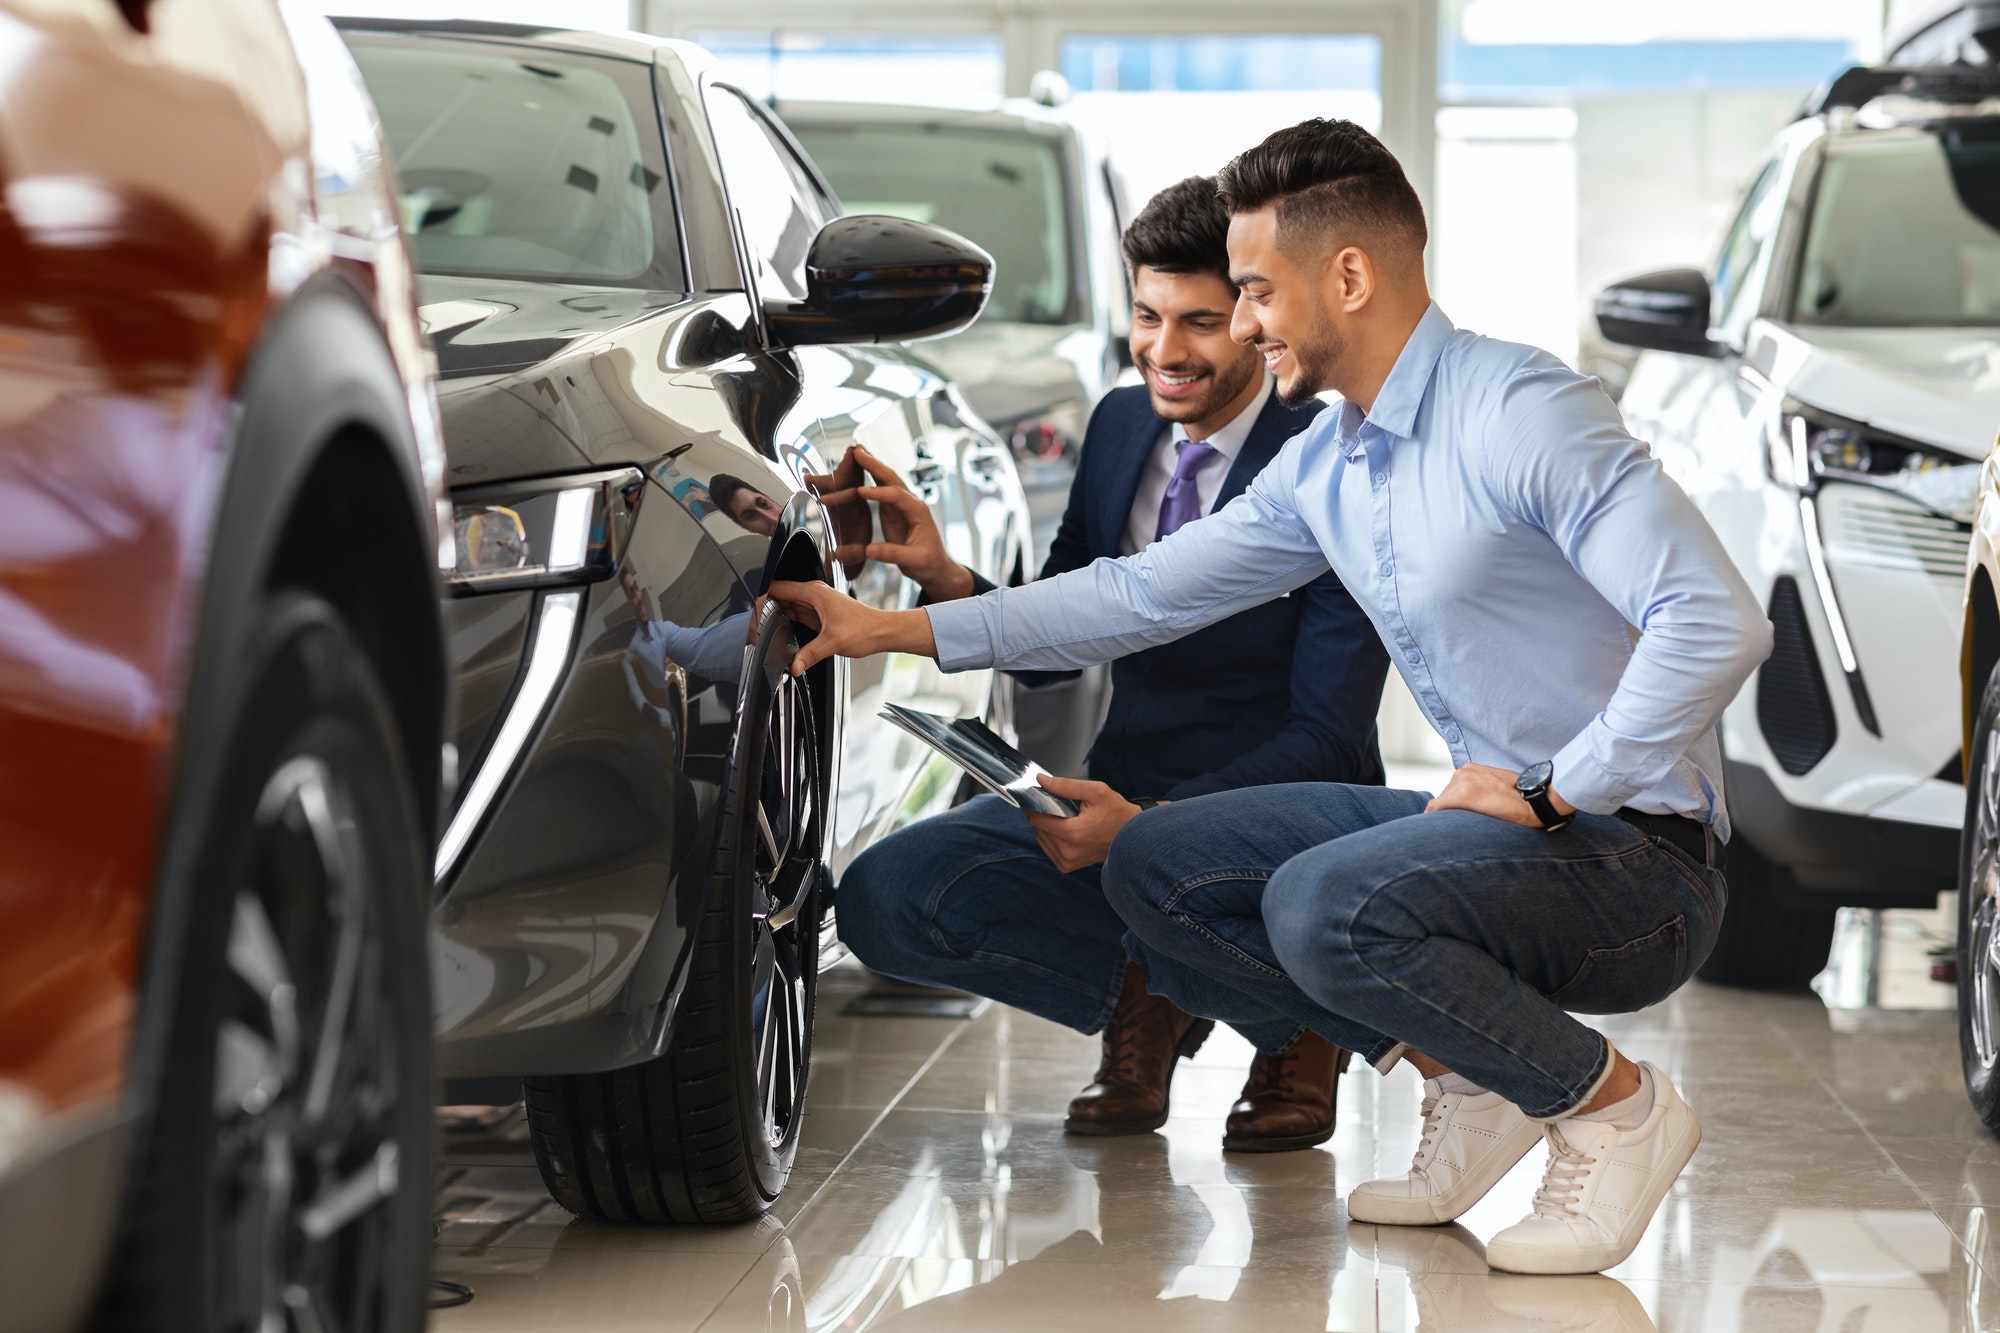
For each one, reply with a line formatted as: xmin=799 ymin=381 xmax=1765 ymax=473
xmin=788 ymin=119 xmax=1076 ymax=325
xmin=345 ymin=35 xmax=680 ymax=288
xmin=1794 ymin=125 xmax=2000 ymax=326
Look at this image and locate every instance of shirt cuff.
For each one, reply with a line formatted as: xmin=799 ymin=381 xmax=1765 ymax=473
xmin=1549 ymin=726 xmax=1635 ymax=816
xmin=924 ymin=597 xmax=997 ymax=673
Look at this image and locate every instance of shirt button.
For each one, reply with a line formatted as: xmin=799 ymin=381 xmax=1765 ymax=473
xmin=1373 ymin=471 xmax=1386 ymax=484
xmin=1444 ymin=727 xmax=1462 ymax=744
xmin=1406 ymin=649 xmax=1421 ymax=665
xmin=1380 ymin=562 xmax=1394 ymax=578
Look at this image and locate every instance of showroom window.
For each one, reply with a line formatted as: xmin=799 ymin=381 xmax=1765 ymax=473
xmin=690 ymin=31 xmax=1004 ymax=104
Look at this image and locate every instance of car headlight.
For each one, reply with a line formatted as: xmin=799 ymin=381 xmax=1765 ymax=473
xmin=1772 ymin=401 xmax=1980 ymax=524
xmin=447 ymin=467 xmax=645 ymax=593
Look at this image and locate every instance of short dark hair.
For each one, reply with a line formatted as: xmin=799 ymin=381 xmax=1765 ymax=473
xmin=709 ymin=473 xmax=757 ymax=515
xmin=1120 ymin=175 xmax=1231 ymax=283
xmin=1216 ymin=118 xmax=1427 ymax=259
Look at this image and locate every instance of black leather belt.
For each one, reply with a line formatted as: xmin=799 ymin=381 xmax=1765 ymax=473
xmin=1616 ymin=807 xmax=1715 ymax=868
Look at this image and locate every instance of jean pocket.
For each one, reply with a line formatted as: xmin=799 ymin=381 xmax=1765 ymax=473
xmin=1547 ymin=915 xmax=1689 ymax=1014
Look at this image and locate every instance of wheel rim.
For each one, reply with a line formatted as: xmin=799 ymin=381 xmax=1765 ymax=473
xmin=750 ymin=671 xmax=819 ymax=1151
xmin=1973 ymin=723 xmax=2000 ymax=1072
xmin=210 ymin=755 xmax=404 ymax=1332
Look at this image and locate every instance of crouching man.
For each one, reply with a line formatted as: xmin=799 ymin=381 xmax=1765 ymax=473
xmin=825 ymin=176 xmax=1390 ymax=1151
xmin=775 ymin=119 xmax=1772 ymax=1275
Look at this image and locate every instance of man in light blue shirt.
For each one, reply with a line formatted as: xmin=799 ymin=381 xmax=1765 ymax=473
xmin=772 ymin=118 xmax=1771 ymax=1276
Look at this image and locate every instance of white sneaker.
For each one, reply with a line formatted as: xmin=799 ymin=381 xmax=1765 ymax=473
xmin=1484 ymin=1063 xmax=1701 ymax=1276
xmin=1347 ymin=1079 xmax=1544 ymax=1226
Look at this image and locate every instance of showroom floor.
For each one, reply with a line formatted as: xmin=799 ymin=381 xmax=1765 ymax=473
xmin=430 ymin=906 xmax=2000 ymax=1332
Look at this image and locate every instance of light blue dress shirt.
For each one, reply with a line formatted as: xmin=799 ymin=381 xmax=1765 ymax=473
xmin=927 ymin=305 xmax=1773 ymax=837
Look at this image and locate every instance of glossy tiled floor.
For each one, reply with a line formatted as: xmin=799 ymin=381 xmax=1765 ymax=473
xmin=430 ymin=918 xmax=2000 ymax=1331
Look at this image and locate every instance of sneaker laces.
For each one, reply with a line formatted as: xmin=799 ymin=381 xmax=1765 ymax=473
xmin=1529 ymin=1126 xmax=1595 ymax=1219
xmin=1407 ymin=1094 xmax=1447 ymax=1177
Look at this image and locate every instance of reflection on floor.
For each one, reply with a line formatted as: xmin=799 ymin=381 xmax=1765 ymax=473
xmin=433 ymin=941 xmax=2000 ymax=1331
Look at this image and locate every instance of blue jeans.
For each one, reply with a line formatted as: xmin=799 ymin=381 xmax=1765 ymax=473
xmin=1100 ymin=784 xmax=1725 ymax=1119
xmin=836 ymin=795 xmax=1132 ymax=1036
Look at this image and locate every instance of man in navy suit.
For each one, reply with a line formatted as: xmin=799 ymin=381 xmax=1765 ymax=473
xmin=828 ymin=177 xmax=1389 ymax=1150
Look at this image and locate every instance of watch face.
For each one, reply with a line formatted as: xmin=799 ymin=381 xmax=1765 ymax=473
xmin=1517 ymin=760 xmax=1553 ymax=793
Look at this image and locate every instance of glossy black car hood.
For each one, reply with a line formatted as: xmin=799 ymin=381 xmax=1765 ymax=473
xmin=419 ymin=275 xmax=672 ymax=380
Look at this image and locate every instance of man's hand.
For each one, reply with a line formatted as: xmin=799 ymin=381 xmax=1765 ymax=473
xmin=803 ymin=448 xmax=871 ymax=577
xmin=768 ymin=579 xmax=938 ymax=676
xmin=1023 ymin=774 xmax=1150 ymax=872
xmin=1424 ymin=762 xmax=1576 ymax=828
xmin=812 ymin=446 xmax=975 ymax=601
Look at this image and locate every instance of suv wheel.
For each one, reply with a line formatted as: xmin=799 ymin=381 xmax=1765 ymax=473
xmin=1694 ymin=831 xmax=1837 ymax=991
xmin=525 ymin=606 xmax=825 ymax=1222
xmin=1962 ymin=660 xmax=2000 ymax=1132
xmin=106 ymin=593 xmax=433 ymax=1331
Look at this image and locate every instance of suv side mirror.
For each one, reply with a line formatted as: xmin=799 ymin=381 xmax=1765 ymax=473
xmin=1594 ymin=268 xmax=1722 ymax=358
xmin=767 ymin=215 xmax=993 ymax=348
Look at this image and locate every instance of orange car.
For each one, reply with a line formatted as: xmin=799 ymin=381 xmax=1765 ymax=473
xmin=0 ymin=2 xmax=448 ymax=1329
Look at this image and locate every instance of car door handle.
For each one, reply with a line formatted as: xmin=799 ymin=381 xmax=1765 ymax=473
xmin=965 ymin=445 xmax=1007 ymax=482
xmin=910 ymin=461 xmax=945 ymax=504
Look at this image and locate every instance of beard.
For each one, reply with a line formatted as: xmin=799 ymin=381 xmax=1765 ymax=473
xmin=1143 ymin=350 xmax=1260 ymax=425
xmin=1273 ymin=308 xmax=1343 ymax=407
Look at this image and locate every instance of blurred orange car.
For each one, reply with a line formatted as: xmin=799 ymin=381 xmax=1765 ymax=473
xmin=0 ymin=1 xmax=448 ymax=1329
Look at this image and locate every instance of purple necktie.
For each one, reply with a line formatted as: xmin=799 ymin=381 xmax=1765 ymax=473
xmin=1155 ymin=437 xmax=1221 ymax=541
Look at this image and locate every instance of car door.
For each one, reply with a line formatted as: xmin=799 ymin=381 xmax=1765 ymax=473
xmin=700 ymin=84 xmax=979 ymax=861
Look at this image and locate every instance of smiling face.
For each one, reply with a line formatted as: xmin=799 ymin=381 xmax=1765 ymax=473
xmin=1226 ymin=206 xmax=1345 ymax=408
xmin=1130 ymin=266 xmax=1264 ymax=437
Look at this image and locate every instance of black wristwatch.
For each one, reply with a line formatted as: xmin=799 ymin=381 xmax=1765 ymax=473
xmin=1515 ymin=761 xmax=1574 ymax=831
xmin=1132 ymin=798 xmax=1164 ymax=812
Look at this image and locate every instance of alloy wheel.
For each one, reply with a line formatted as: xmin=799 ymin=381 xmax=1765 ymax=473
xmin=1974 ymin=724 xmax=2000 ymax=1071
xmin=210 ymin=754 xmax=404 ymax=1332
xmin=749 ymin=671 xmax=820 ymax=1151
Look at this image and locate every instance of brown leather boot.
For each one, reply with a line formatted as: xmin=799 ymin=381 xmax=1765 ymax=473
xmin=1221 ymin=1031 xmax=1351 ymax=1153
xmin=1064 ymin=963 xmax=1213 ymax=1136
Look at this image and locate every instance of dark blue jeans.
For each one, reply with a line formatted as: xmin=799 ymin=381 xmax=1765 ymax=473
xmin=835 ymin=795 xmax=1132 ymax=1036
xmin=837 ymin=795 xmax=1302 ymax=1050
xmin=1100 ymin=783 xmax=1725 ymax=1119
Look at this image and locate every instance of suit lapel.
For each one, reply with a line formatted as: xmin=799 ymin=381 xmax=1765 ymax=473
xmin=1091 ymin=396 xmax=1160 ymax=558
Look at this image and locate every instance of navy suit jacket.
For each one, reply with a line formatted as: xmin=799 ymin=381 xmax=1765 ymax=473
xmin=987 ymin=384 xmax=1389 ymax=800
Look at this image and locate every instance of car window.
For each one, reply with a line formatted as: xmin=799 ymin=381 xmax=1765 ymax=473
xmin=1794 ymin=127 xmax=2000 ymax=326
xmin=1710 ymin=158 xmax=1784 ymax=338
xmin=704 ymin=85 xmax=836 ymax=304
xmin=788 ymin=118 xmax=1076 ymax=326
xmin=344 ymin=34 xmax=684 ymax=290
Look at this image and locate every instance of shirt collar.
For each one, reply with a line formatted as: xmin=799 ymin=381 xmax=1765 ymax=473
xmin=1334 ymin=303 xmax=1454 ymax=454
xmin=1171 ymin=371 xmax=1272 ymax=463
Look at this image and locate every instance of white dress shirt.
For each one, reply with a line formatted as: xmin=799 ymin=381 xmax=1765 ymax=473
xmin=1118 ymin=372 xmax=1275 ymax=557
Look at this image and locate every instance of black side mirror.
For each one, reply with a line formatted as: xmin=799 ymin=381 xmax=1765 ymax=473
xmin=1594 ymin=268 xmax=1722 ymax=358
xmin=767 ymin=215 xmax=993 ymax=348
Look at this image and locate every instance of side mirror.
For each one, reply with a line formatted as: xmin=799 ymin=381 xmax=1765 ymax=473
xmin=767 ymin=215 xmax=993 ymax=348
xmin=1593 ymin=268 xmax=1723 ymax=358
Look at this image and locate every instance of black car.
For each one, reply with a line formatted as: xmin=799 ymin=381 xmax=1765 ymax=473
xmin=336 ymin=19 xmax=1031 ymax=1223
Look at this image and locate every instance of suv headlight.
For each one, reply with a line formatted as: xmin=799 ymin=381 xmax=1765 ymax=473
xmin=1773 ymin=401 xmax=1980 ymax=524
xmin=447 ymin=467 xmax=645 ymax=593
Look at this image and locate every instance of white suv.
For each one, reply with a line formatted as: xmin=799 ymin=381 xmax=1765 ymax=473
xmin=1600 ymin=65 xmax=2000 ymax=989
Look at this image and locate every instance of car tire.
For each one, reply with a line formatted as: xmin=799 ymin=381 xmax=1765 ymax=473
xmin=525 ymin=606 xmax=825 ymax=1223
xmin=1961 ymin=659 xmax=2000 ymax=1133
xmin=1694 ymin=828 xmax=1837 ymax=991
xmin=102 ymin=592 xmax=434 ymax=1331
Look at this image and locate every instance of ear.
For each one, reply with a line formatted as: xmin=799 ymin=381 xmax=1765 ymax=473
xmin=1331 ymin=246 xmax=1375 ymax=314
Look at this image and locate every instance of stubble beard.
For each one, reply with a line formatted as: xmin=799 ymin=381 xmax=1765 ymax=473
xmin=1274 ymin=310 xmax=1344 ymax=408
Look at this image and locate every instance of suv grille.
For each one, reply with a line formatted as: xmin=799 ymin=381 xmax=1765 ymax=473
xmin=1757 ymin=576 xmax=1838 ymax=776
xmin=1819 ymin=486 xmax=1972 ymax=580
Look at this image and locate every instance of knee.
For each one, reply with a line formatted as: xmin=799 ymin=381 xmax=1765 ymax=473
xmin=1100 ymin=805 xmax=1178 ymax=926
xmin=1261 ymin=856 xmax=1358 ymax=978
xmin=833 ymin=842 xmax=926 ymax=972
